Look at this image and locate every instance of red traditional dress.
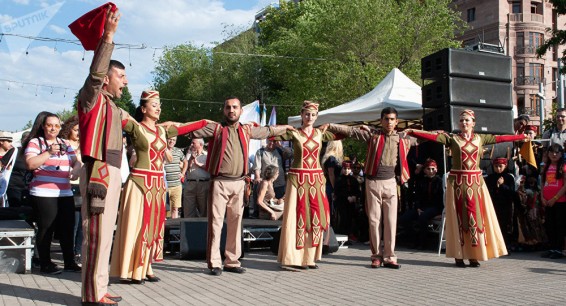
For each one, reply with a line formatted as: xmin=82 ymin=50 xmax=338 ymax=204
xmin=277 ymin=128 xmax=339 ymax=266
xmin=408 ymin=130 xmax=524 ymax=261
xmin=110 ymin=119 xmax=206 ymax=281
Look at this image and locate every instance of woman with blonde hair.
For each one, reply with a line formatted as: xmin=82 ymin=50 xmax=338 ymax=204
xmin=321 ymin=140 xmax=343 ymax=221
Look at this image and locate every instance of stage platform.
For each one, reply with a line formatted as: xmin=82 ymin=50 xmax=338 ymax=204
xmin=0 ymin=220 xmax=34 ymax=273
xmin=164 ymin=218 xmax=282 ymax=253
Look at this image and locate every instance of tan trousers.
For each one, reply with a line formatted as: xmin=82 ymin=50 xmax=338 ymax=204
xmin=168 ymin=185 xmax=183 ymax=209
xmin=80 ymin=165 xmax=121 ymax=303
xmin=207 ymin=179 xmax=244 ymax=269
xmin=365 ymin=177 xmax=398 ymax=263
xmin=183 ymin=180 xmax=210 ymax=217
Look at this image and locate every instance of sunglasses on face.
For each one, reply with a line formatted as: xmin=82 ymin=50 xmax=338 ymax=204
xmin=45 ymin=123 xmax=61 ymax=129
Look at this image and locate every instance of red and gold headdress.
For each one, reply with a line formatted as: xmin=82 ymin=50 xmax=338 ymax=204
xmin=141 ymin=90 xmax=160 ymax=101
xmin=460 ymin=109 xmax=475 ymax=119
xmin=301 ymin=100 xmax=319 ymax=112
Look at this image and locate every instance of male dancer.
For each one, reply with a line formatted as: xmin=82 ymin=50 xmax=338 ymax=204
xmin=188 ymin=97 xmax=293 ymax=276
xmin=324 ymin=107 xmax=413 ymax=269
xmin=74 ymin=6 xmax=127 ymax=306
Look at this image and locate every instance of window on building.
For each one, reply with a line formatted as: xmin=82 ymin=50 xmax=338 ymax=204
xmin=467 ymin=8 xmax=476 ymax=22
xmin=511 ymin=1 xmax=521 ymax=13
xmin=529 ymin=94 xmax=541 ymax=115
xmin=531 ymin=2 xmax=542 ymax=14
xmin=516 ymin=32 xmax=524 ymax=47
xmin=517 ymin=64 xmax=525 ymax=78
xmin=517 ymin=95 xmax=529 ymax=115
xmin=529 ymin=32 xmax=544 ymax=48
xmin=529 ymin=63 xmax=544 ymax=83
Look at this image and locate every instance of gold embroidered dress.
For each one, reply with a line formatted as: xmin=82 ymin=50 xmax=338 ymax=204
xmin=110 ymin=119 xmax=205 ymax=280
xmin=277 ymin=128 xmax=338 ymax=266
xmin=408 ymin=130 xmax=524 ymax=261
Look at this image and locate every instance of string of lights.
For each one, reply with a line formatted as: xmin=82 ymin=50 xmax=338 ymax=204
xmin=1 ymin=33 xmax=328 ymax=61
xmin=0 ymin=78 xmax=302 ymax=107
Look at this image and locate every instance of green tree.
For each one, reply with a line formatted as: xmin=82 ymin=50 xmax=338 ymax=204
xmin=536 ymin=0 xmax=566 ymax=74
xmin=72 ymin=86 xmax=136 ymax=116
xmin=256 ymin=0 xmax=464 ymax=123
xmin=151 ymin=0 xmax=464 ymax=130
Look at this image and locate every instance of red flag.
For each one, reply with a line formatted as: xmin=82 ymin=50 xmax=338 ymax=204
xmin=69 ymin=2 xmax=117 ymax=51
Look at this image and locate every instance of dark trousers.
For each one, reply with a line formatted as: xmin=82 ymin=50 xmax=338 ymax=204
xmin=545 ymin=202 xmax=566 ymax=250
xmin=399 ymin=207 xmax=443 ymax=244
xmin=31 ymin=195 xmax=75 ymax=267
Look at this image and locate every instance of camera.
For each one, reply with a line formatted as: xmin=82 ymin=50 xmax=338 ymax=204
xmin=59 ymin=143 xmax=68 ymax=152
xmin=49 ymin=143 xmax=68 ymax=153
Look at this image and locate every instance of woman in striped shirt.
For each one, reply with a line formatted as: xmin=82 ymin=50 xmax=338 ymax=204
xmin=24 ymin=112 xmax=82 ymax=275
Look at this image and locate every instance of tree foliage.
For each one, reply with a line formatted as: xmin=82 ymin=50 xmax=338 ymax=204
xmin=536 ymin=0 xmax=566 ymax=74
xmin=151 ymin=0 xmax=464 ymax=144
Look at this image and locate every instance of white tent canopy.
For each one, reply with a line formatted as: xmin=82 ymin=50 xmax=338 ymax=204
xmin=287 ymin=68 xmax=424 ymax=126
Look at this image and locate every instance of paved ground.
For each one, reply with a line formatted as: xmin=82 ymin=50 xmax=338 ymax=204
xmin=0 ymin=243 xmax=565 ymax=306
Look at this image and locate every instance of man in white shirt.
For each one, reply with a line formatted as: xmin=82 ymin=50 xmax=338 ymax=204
xmin=183 ymin=138 xmax=210 ymax=217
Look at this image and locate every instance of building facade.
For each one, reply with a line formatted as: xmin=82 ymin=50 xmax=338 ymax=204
xmin=452 ymin=0 xmax=565 ymax=124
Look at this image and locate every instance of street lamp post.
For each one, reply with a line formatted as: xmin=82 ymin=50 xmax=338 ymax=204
xmin=538 ymin=82 xmax=545 ymax=134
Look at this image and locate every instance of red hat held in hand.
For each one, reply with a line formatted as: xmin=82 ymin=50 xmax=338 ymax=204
xmin=69 ymin=2 xmax=117 ymax=51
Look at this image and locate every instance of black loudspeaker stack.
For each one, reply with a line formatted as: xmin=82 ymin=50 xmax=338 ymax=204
xmin=421 ymin=48 xmax=514 ymax=135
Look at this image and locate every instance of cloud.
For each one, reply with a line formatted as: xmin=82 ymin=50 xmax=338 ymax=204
xmin=0 ymin=14 xmax=13 ymax=23
xmin=0 ymin=0 xmax=272 ymax=131
xmin=12 ymin=0 xmax=31 ymax=5
xmin=48 ymin=24 xmax=66 ymax=34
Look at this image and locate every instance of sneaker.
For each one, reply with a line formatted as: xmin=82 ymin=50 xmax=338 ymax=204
xmin=541 ymin=250 xmax=555 ymax=258
xmin=64 ymin=262 xmax=82 ymax=272
xmin=41 ymin=263 xmax=62 ymax=275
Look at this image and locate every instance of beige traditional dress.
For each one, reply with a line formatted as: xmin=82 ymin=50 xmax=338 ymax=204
xmin=277 ymin=128 xmax=339 ymax=266
xmin=110 ymin=119 xmax=206 ymax=281
xmin=408 ymin=130 xmax=524 ymax=261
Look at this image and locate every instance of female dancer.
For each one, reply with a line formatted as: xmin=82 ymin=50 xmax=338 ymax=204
xmin=406 ymin=109 xmax=527 ymax=267
xmin=277 ymin=101 xmax=341 ymax=269
xmin=110 ymin=90 xmax=207 ymax=283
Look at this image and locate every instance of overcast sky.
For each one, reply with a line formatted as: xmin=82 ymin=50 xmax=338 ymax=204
xmin=0 ymin=0 xmax=275 ymax=131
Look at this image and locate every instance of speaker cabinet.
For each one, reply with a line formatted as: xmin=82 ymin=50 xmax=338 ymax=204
xmin=423 ymin=106 xmax=514 ymax=135
xmin=421 ymin=48 xmax=512 ymax=82
xmin=422 ymin=77 xmax=512 ymax=109
xmin=180 ymin=219 xmax=236 ymax=260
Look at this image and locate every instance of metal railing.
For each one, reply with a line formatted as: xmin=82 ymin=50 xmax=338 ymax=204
xmin=515 ymin=76 xmax=545 ymax=86
xmin=531 ymin=14 xmax=543 ymax=22
xmin=515 ymin=45 xmax=537 ymax=55
xmin=509 ymin=13 xmax=523 ymax=22
xmin=519 ymin=107 xmax=539 ymax=116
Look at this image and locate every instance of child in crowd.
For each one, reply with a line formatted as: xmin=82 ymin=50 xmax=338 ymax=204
xmin=399 ymin=158 xmax=444 ymax=249
xmin=516 ymin=175 xmax=547 ymax=249
xmin=486 ymin=157 xmax=516 ymax=249
xmin=352 ymin=161 xmax=369 ymax=243
xmin=333 ymin=161 xmax=360 ymax=242
xmin=540 ymin=144 xmax=566 ymax=259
